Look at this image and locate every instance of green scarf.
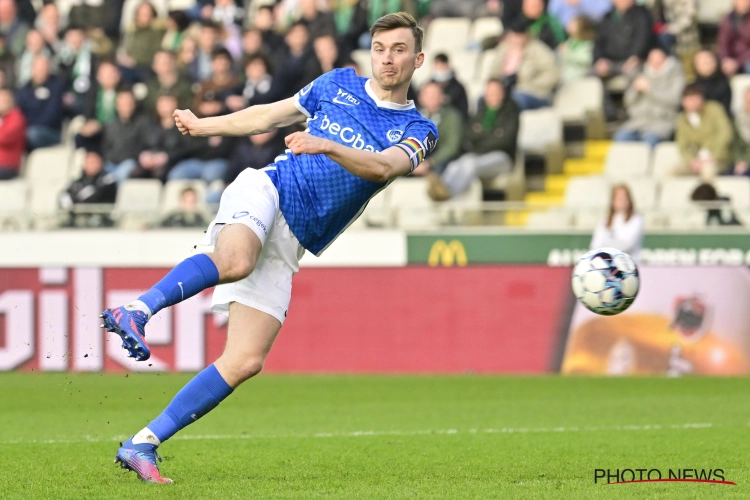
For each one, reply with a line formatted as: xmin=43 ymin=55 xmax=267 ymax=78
xmin=96 ymin=89 xmax=117 ymax=124
xmin=482 ymin=107 xmax=498 ymax=131
xmin=368 ymin=0 xmax=402 ymax=27
xmin=528 ymin=14 xmax=567 ymax=45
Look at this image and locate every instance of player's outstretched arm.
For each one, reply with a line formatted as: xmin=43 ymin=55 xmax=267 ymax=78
xmin=285 ymin=132 xmax=413 ymax=183
xmin=174 ymin=97 xmax=307 ymax=137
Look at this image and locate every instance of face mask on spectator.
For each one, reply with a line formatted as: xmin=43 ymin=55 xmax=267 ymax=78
xmin=432 ymin=70 xmax=452 ymax=82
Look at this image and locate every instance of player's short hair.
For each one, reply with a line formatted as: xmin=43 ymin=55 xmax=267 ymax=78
xmin=370 ymin=12 xmax=424 ymax=53
xmin=434 ymin=53 xmax=449 ymax=64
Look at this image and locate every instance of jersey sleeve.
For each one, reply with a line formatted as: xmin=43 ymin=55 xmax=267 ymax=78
xmin=293 ymin=71 xmax=336 ymax=118
xmin=393 ymin=119 xmax=439 ymax=171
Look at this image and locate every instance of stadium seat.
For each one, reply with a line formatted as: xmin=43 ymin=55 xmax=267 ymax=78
xmin=573 ymin=209 xmax=601 ymax=230
xmin=448 ymin=50 xmax=479 ymax=86
xmin=161 ymin=179 xmax=208 ymax=214
xmin=24 ymin=145 xmax=75 ymax=185
xmin=29 ymin=179 xmax=68 ymax=229
xmin=625 ymin=178 xmax=658 ymax=211
xmin=388 ymin=178 xmax=440 ymax=229
xmin=350 ymin=50 xmax=373 ymax=78
xmin=114 ymin=179 xmax=163 ymax=228
xmin=603 ymin=142 xmax=651 ymax=180
xmin=659 ymin=177 xmax=702 ymax=208
xmin=697 ymin=0 xmax=733 ymax=23
xmin=0 ymin=180 xmax=27 ymax=230
xmin=553 ymin=77 xmax=604 ymax=122
xmin=120 ymin=0 xmax=169 ymax=31
xmin=714 ymin=177 xmax=750 ymax=209
xmin=526 ymin=209 xmax=572 ymax=229
xmin=563 ymin=176 xmax=609 ymax=209
xmin=651 ymin=141 xmax=682 ymax=178
xmin=167 ymin=0 xmax=197 ymax=9
xmin=470 ymin=17 xmax=503 ymax=44
xmin=466 ymin=81 xmax=485 ymax=115
xmin=68 ymin=148 xmax=85 ymax=180
xmin=731 ymin=75 xmax=750 ymax=115
xmin=476 ymin=49 xmax=497 ymax=84
xmin=423 ymin=18 xmax=471 ymax=53
xmin=361 ymin=186 xmax=391 ymax=227
xmin=518 ymin=109 xmax=563 ymax=154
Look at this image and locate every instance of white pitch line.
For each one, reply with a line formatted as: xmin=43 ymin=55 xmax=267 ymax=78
xmin=0 ymin=423 xmax=714 ymax=445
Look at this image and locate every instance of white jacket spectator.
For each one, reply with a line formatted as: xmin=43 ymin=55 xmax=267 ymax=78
xmin=590 ymin=185 xmax=644 ymax=261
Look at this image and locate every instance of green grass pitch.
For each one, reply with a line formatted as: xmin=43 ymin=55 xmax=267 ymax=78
xmin=1 ymin=373 xmax=749 ymax=499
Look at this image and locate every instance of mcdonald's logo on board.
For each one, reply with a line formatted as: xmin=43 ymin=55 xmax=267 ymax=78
xmin=428 ymin=240 xmax=468 ymax=267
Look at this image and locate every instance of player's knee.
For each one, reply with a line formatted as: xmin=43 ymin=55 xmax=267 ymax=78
xmin=214 ymin=253 xmax=255 ymax=282
xmin=236 ymin=357 xmax=264 ymax=381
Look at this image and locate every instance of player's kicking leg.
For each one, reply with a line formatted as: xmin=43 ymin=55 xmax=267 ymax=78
xmin=106 ymin=224 xmax=263 ymax=483
xmin=115 ymin=302 xmax=281 ymax=483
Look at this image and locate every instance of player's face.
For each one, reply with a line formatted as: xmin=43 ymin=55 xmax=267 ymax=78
xmin=370 ymin=28 xmax=423 ymax=90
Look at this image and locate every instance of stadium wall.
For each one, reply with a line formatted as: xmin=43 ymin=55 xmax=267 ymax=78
xmin=1 ymin=230 xmax=749 ymax=375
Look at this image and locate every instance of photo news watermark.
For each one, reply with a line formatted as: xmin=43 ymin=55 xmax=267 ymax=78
xmin=594 ymin=469 xmax=736 ymax=485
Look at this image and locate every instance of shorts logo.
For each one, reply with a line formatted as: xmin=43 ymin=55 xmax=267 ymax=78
xmin=299 ymin=82 xmax=313 ymax=96
xmin=386 ymin=129 xmax=404 ymax=142
xmin=332 ymin=88 xmax=360 ymax=106
xmin=233 ymin=211 xmax=249 ymax=219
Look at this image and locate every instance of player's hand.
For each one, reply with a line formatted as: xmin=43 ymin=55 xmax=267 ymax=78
xmin=284 ymin=132 xmax=331 ymax=155
xmin=173 ymin=109 xmax=201 ymax=136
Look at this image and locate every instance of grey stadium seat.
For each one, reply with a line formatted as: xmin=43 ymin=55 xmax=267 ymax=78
xmin=604 ymin=142 xmax=651 ymax=180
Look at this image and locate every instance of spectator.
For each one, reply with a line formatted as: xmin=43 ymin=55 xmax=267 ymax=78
xmin=34 ymin=3 xmax=60 ymax=48
xmin=731 ymin=88 xmax=750 ymax=176
xmin=0 ymin=0 xmax=29 ymax=58
xmin=693 ymin=49 xmax=732 ymax=116
xmin=558 ymin=15 xmax=596 ymax=83
xmin=690 ymin=182 xmax=743 ymax=225
xmin=331 ymin=0 xmax=368 ymax=56
xmin=718 ymin=0 xmax=750 ymax=77
xmin=226 ymin=53 xmax=275 ymax=112
xmin=16 ymin=54 xmax=64 ymax=150
xmin=186 ymin=20 xmax=220 ymax=83
xmin=430 ymin=53 xmax=469 ymax=119
xmin=132 ymin=94 xmax=197 ymax=182
xmin=0 ymin=34 xmax=15 ymax=88
xmin=223 ymin=129 xmax=285 ymax=186
xmin=68 ymin=0 xmax=123 ymax=42
xmin=548 ymin=0 xmax=611 ymax=27
xmin=239 ymin=28 xmax=264 ymax=70
xmin=193 ymin=47 xmax=239 ymax=118
xmin=75 ymin=60 xmax=123 ymax=151
xmin=16 ymin=29 xmax=50 ymax=88
xmin=312 ymin=34 xmax=346 ymax=77
xmin=590 ymin=185 xmax=644 ymax=261
xmin=522 ymin=0 xmax=567 ymax=50
xmin=159 ymin=186 xmax=210 ymax=228
xmin=162 ymin=10 xmax=191 ymax=52
xmin=299 ymin=0 xmax=336 ymax=40
xmin=593 ymin=0 xmax=653 ymax=81
xmin=430 ymin=0 xmax=498 ymax=18
xmin=144 ymin=49 xmax=193 ymax=117
xmin=167 ymin=131 xmax=236 ymax=201
xmin=614 ymin=47 xmax=684 ymax=149
xmin=119 ymin=2 xmax=167 ymax=81
xmin=252 ymin=6 xmax=285 ymax=57
xmin=492 ymin=20 xmax=559 ymax=110
xmin=427 ymin=79 xmax=520 ymax=201
xmin=176 ymin=37 xmax=197 ymax=74
xmin=57 ymin=27 xmax=97 ymax=117
xmin=675 ymin=84 xmax=734 ymax=178
xmin=0 ymin=88 xmax=25 ymax=179
xmin=102 ymin=89 xmax=152 ymax=183
xmin=59 ymin=150 xmax=117 ymax=228
xmin=413 ymin=81 xmax=463 ymax=176
xmin=208 ymin=0 xmax=244 ymax=28
xmin=275 ymin=21 xmax=319 ymax=98
xmin=649 ymin=0 xmax=699 ymax=77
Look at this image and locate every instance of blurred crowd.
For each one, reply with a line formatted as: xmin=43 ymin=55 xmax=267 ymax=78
xmin=0 ymin=0 xmax=747 ymax=225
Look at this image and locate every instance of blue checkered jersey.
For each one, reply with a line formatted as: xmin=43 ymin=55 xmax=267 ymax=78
xmin=263 ymin=68 xmax=438 ymax=256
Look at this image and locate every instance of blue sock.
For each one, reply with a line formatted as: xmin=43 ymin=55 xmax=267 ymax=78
xmin=146 ymin=364 xmax=233 ymax=444
xmin=137 ymin=254 xmax=220 ymax=316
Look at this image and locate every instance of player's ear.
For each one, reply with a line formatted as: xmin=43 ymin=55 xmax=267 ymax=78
xmin=414 ymin=51 xmax=424 ymax=69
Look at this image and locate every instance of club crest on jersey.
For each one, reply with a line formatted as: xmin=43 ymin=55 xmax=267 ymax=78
xmin=386 ymin=129 xmax=404 ymax=142
xmin=333 ymin=88 xmax=360 ymax=106
xmin=300 ymin=82 xmax=313 ymax=96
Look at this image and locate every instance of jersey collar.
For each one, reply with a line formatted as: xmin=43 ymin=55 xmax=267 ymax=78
xmin=365 ymin=79 xmax=415 ymax=111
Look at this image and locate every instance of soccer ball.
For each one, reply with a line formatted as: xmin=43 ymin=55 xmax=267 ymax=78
xmin=571 ymin=248 xmax=640 ymax=315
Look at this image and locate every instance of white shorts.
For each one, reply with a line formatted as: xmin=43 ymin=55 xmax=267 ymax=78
xmin=199 ymin=168 xmax=305 ymax=324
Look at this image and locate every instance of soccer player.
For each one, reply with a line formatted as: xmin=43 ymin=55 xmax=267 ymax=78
xmin=101 ymin=12 xmax=438 ymax=483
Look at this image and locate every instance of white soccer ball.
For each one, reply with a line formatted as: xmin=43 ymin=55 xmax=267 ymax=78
xmin=571 ymin=248 xmax=640 ymax=316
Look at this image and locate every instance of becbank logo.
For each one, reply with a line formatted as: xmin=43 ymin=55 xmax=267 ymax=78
xmin=428 ymin=240 xmax=467 ymax=267
xmin=594 ymin=468 xmax=734 ymax=486
xmin=319 ymin=115 xmax=378 ymax=152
